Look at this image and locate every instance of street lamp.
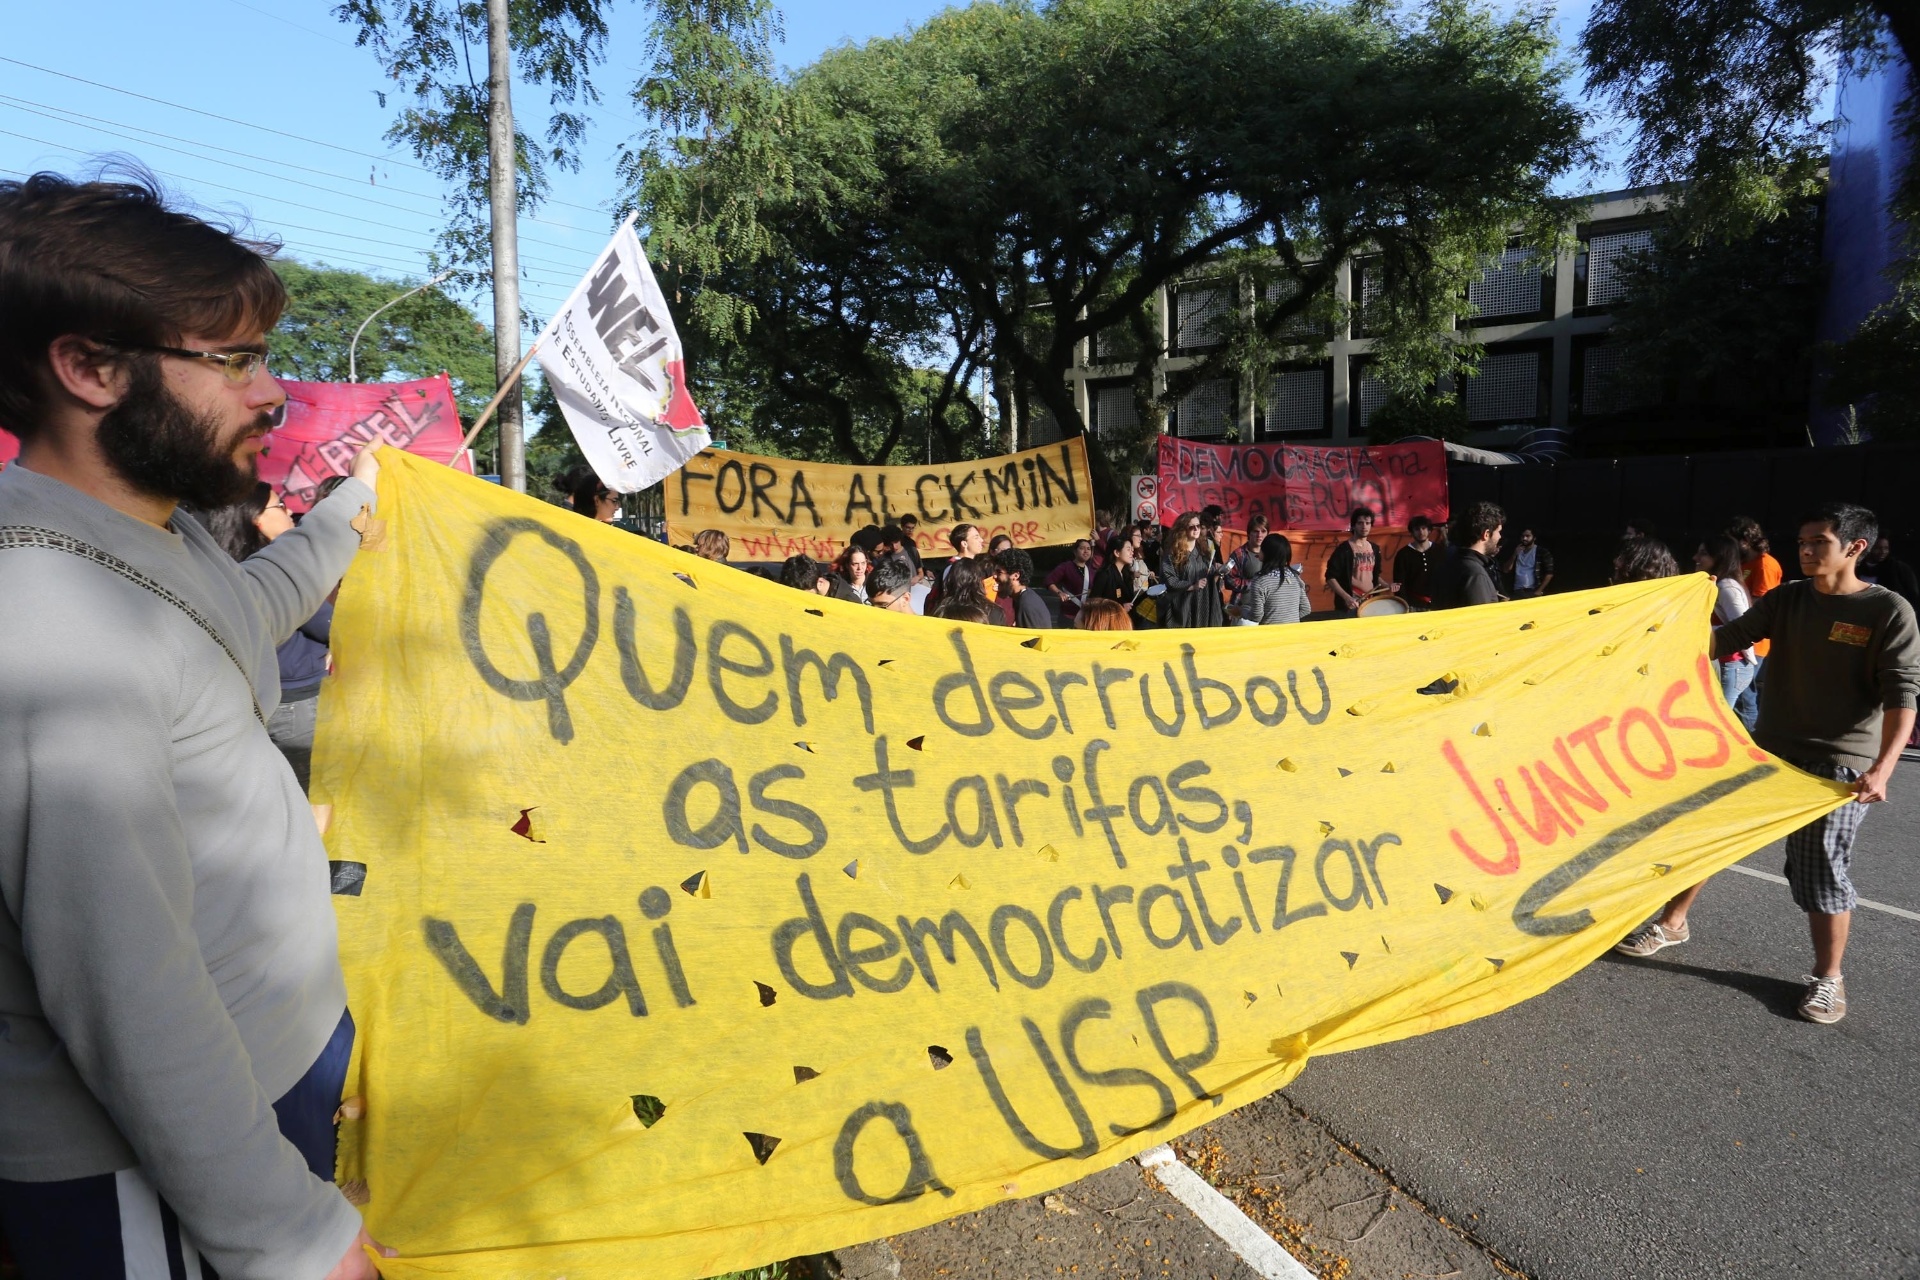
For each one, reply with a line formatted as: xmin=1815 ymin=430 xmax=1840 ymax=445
xmin=349 ymin=268 xmax=457 ymax=382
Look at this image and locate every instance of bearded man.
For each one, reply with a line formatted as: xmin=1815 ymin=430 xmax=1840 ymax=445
xmin=0 ymin=172 xmax=392 ymax=1278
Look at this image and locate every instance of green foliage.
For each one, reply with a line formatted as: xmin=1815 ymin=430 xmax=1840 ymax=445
xmin=1605 ymin=196 xmax=1826 ymax=428
xmin=337 ymin=0 xmax=778 ymax=292
xmin=269 ymin=260 xmax=497 ymax=408
xmin=270 ymin=259 xmax=511 ymax=462
xmin=638 ymin=0 xmax=1585 ymax=501
xmin=1578 ymin=0 xmax=1920 ymax=436
xmin=1580 ymin=0 xmax=1914 ymax=254
xmin=1366 ymin=390 xmax=1471 ymax=443
xmin=1827 ymin=284 xmax=1920 ymax=438
xmin=702 ymin=1264 xmax=789 ymax=1280
xmin=334 ymin=0 xmax=612 ymax=283
xmin=524 ymin=381 xmax=588 ymax=500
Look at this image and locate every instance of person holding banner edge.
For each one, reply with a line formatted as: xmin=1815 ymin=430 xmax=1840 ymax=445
xmin=1615 ymin=503 xmax=1920 ymax=1024
xmin=0 ymin=172 xmax=392 ymax=1279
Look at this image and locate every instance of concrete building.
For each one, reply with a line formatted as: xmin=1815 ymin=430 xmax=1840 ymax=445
xmin=1039 ymin=186 xmax=1667 ymax=451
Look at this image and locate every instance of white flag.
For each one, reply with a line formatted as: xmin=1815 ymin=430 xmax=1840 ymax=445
xmin=535 ymin=215 xmax=709 ymax=492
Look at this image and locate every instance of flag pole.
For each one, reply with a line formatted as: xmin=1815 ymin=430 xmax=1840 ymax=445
xmin=460 ymin=341 xmax=542 ymax=455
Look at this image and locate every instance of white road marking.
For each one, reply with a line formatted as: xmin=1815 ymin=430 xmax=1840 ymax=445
xmin=1137 ymin=1144 xmax=1317 ymax=1280
xmin=1726 ymin=863 xmax=1920 ymax=922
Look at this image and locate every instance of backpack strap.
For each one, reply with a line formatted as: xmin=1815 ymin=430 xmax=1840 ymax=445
xmin=0 ymin=524 xmax=268 ymax=726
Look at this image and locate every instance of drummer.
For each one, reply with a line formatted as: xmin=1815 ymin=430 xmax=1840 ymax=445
xmin=1325 ymin=506 xmax=1393 ymax=619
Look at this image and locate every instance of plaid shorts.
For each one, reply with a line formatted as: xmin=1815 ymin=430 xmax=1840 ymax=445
xmin=1781 ymin=758 xmax=1867 ymax=914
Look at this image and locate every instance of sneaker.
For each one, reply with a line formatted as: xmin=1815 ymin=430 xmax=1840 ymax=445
xmin=1614 ymin=919 xmax=1690 ymax=957
xmin=1798 ymin=975 xmax=1846 ymax=1024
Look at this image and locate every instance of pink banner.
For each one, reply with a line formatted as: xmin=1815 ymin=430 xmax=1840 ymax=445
xmin=1155 ymin=435 xmax=1449 ymax=532
xmin=0 ymin=376 xmax=471 ymax=507
xmin=266 ymin=375 xmax=472 ymax=512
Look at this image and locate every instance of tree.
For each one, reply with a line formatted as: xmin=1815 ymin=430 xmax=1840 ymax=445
xmin=639 ymin=0 xmax=1586 ymax=504
xmin=337 ymin=0 xmax=781 ymax=285
xmin=269 ymin=259 xmax=500 ymax=424
xmin=1826 ymin=285 xmax=1920 ymax=438
xmin=1581 ymin=0 xmax=1913 ymax=246
xmin=1581 ymin=0 xmax=1915 ymax=440
xmin=1602 ymin=197 xmax=1826 ymax=440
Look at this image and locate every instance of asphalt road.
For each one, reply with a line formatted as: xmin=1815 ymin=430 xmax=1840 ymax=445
xmin=1283 ymin=767 xmax=1920 ymax=1279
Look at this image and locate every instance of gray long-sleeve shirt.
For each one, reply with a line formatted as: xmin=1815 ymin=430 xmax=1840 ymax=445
xmin=0 ymin=464 xmax=370 ymax=1278
xmin=1240 ymin=566 xmax=1311 ymax=625
xmin=1712 ymin=577 xmax=1920 ymax=769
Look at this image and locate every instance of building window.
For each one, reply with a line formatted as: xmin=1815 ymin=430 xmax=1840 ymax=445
xmin=1352 ymin=258 xmax=1386 ymax=338
xmin=1176 ymin=284 xmax=1230 ymax=353
xmin=1580 ymin=228 xmax=1653 ymax=309
xmin=1576 ymin=341 xmax=1644 ymax=417
xmin=1265 ymin=275 xmax=1324 ymax=341
xmin=1175 ymin=379 xmax=1233 ymax=437
xmin=1094 ymin=322 xmax=1141 ymax=364
xmin=1464 ymin=347 xmax=1547 ymax=424
xmin=1026 ymin=398 xmax=1062 ymax=446
xmin=1467 ymin=247 xmax=1551 ymax=323
xmin=1351 ymin=362 xmax=1390 ymax=434
xmin=1262 ymin=365 xmax=1329 ymax=437
xmin=1092 ymin=383 xmax=1139 ymax=441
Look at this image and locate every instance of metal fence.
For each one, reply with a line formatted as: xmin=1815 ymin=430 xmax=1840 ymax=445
xmin=1447 ymin=444 xmax=1920 ymax=591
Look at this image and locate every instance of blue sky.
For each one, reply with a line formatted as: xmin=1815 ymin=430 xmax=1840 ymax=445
xmin=0 ymin=0 xmax=1623 ymax=334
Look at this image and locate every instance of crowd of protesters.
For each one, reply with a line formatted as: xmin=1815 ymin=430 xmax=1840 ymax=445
xmin=1 ymin=169 xmax=1918 ymax=1280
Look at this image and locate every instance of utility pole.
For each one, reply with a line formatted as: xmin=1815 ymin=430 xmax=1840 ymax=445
xmin=484 ymin=0 xmax=526 ymax=491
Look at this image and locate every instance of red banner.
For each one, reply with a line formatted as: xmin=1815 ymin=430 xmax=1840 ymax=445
xmin=1155 ymin=436 xmax=1448 ymax=532
xmin=266 ymin=375 xmax=472 ymax=512
xmin=0 ymin=377 xmax=473 ymax=505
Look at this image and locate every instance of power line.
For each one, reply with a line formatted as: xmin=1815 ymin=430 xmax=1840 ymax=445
xmin=0 ymin=94 xmax=617 ymax=243
xmin=215 ymin=0 xmax=360 ymax=48
xmin=0 ymin=162 xmax=569 ymax=321
xmin=0 ymin=116 xmax=594 ymax=259
xmin=1 ymin=95 xmax=456 ymax=209
xmin=0 ymin=123 xmax=591 ymax=273
xmin=0 ymin=53 xmax=639 ymax=218
xmin=277 ymin=232 xmax=577 ymax=292
xmin=209 ymin=0 xmax=653 ymax=135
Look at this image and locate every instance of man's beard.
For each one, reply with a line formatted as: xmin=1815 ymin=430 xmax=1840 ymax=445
xmin=97 ymin=358 xmax=266 ymax=509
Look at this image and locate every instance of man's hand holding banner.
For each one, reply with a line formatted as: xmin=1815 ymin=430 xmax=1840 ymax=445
xmin=318 ymin=451 xmax=1844 ymax=1278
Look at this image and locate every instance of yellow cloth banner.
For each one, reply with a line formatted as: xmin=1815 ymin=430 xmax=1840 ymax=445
xmin=663 ymin=437 xmax=1097 ymax=559
xmin=320 ymin=451 xmax=1845 ymax=1279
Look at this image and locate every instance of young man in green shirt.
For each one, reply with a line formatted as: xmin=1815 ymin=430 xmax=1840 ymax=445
xmin=1615 ymin=503 xmax=1920 ymax=1024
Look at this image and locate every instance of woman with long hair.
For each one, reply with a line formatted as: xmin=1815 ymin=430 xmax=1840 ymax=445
xmin=1225 ymin=512 xmax=1270 ymax=615
xmin=692 ymin=529 xmax=731 ymax=563
xmin=1695 ymin=533 xmax=1758 ymax=726
xmin=1611 ymin=534 xmax=1679 ymax=584
xmin=1159 ymin=511 xmax=1226 ymax=628
xmin=835 ymin=545 xmax=872 ymax=602
xmin=934 ymin=556 xmax=998 ymax=622
xmin=560 ymin=464 xmax=621 ymax=524
xmin=1075 ymin=598 xmax=1133 ymax=631
xmin=204 ymin=481 xmax=278 ymax=561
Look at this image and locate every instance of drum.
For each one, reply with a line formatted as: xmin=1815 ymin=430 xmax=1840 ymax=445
xmin=1355 ymin=590 xmax=1410 ymax=617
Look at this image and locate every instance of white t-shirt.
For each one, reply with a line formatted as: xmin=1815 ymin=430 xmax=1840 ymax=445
xmin=1714 ymin=576 xmax=1755 ymax=662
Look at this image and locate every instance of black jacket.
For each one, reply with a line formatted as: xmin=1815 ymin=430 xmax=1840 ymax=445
xmin=1392 ymin=542 xmax=1441 ymax=606
xmin=1458 ymin=548 xmax=1499 ymax=606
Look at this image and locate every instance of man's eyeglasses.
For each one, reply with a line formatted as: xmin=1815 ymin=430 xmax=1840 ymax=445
xmin=119 ymin=344 xmax=272 ymax=385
